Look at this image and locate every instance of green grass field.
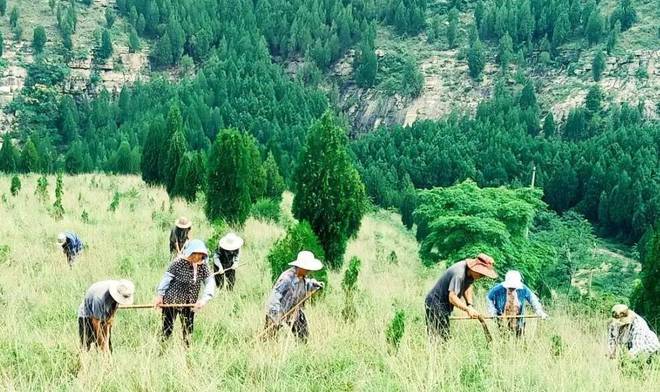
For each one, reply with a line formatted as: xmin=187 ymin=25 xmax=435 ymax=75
xmin=0 ymin=175 xmax=658 ymax=390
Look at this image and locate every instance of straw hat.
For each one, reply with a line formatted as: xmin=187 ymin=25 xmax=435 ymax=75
xmin=611 ymin=304 xmax=636 ymax=326
xmin=466 ymin=253 xmax=498 ymax=279
xmin=219 ymin=233 xmax=244 ymax=251
xmin=109 ymin=280 xmax=135 ymax=305
xmin=175 ymin=217 xmax=192 ymax=229
xmin=289 ymin=251 xmax=323 ymax=271
xmin=181 ymin=239 xmax=209 ymax=260
xmin=502 ymin=270 xmax=523 ymax=289
xmin=56 ymin=232 xmax=67 ymax=246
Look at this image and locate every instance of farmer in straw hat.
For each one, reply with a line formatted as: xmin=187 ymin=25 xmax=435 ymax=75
xmin=78 ymin=279 xmax=134 ymax=353
xmin=486 ymin=270 xmax=548 ymax=336
xmin=57 ymin=231 xmax=83 ymax=268
xmin=154 ymin=239 xmax=215 ymax=346
xmin=169 ymin=217 xmax=191 ymax=256
xmin=211 ymin=232 xmax=244 ymax=290
xmin=263 ymin=251 xmax=325 ymax=342
xmin=608 ymin=304 xmax=660 ymax=360
xmin=425 ymin=253 xmax=498 ymax=340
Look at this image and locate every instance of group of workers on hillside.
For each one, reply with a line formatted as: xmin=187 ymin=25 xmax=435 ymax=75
xmin=65 ymin=217 xmax=659 ymax=362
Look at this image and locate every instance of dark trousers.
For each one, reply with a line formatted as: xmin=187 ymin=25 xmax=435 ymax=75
xmin=263 ymin=310 xmax=309 ymax=342
xmin=425 ymin=302 xmax=450 ymax=340
xmin=212 ymin=263 xmax=236 ymax=290
xmin=162 ymin=307 xmax=195 ymax=346
xmin=78 ymin=317 xmax=112 ymax=352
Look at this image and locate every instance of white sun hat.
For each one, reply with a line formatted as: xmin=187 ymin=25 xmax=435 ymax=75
xmin=218 ymin=233 xmax=244 ymax=251
xmin=56 ymin=232 xmax=67 ymax=245
xmin=502 ymin=270 xmax=524 ymax=289
xmin=288 ymin=251 xmax=323 ymax=271
xmin=109 ymin=280 xmax=135 ymax=305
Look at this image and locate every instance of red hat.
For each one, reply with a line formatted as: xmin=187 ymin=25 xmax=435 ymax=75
xmin=466 ymin=253 xmax=498 ymax=279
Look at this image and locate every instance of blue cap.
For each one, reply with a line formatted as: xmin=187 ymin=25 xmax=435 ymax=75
xmin=181 ymin=239 xmax=209 ymax=259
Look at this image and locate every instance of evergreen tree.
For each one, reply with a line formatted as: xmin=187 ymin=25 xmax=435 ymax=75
xmin=592 ymin=51 xmax=606 ymax=81
xmin=0 ymin=0 xmax=5 ymax=16
xmin=32 ymin=26 xmax=47 ymax=54
xmin=632 ymin=226 xmax=660 ymax=331
xmin=447 ymin=8 xmax=459 ymax=49
xmin=9 ymin=6 xmax=18 ymax=28
xmin=400 ymin=177 xmax=417 ymax=230
xmin=354 ymin=39 xmax=377 ymax=88
xmin=607 ymin=21 xmax=620 ymax=54
xmin=519 ymin=80 xmax=538 ymax=110
xmin=401 ymin=56 xmax=424 ymax=98
xmin=65 ymin=141 xmax=84 ymax=174
xmin=263 ymin=152 xmax=285 ymax=201
xmin=244 ymin=134 xmax=267 ymax=202
xmin=292 ymin=111 xmax=367 ymax=269
xmin=105 ymin=7 xmax=115 ymax=28
xmin=52 ymin=172 xmax=64 ymax=219
xmin=151 ymin=33 xmax=173 ymax=67
xmin=164 ymin=129 xmax=187 ymax=196
xmin=175 ymin=151 xmax=206 ymax=202
xmin=611 ymin=0 xmax=637 ymax=31
xmin=585 ymin=11 xmax=603 ymax=45
xmin=585 ymin=85 xmax=603 ymax=114
xmin=498 ymin=32 xmax=513 ymax=71
xmin=267 ymin=221 xmax=328 ymax=286
xmin=141 ymin=120 xmax=165 ymax=185
xmin=205 ymin=129 xmax=252 ymax=225
xmin=552 ymin=11 xmax=570 ymax=49
xmin=543 ymin=113 xmax=556 ymax=137
xmin=36 ymin=175 xmax=49 ymax=203
xmin=128 ymin=28 xmax=140 ymax=53
xmin=0 ymin=134 xmax=18 ymax=172
xmin=467 ymin=36 xmax=486 ymax=80
xmin=96 ymin=29 xmax=113 ymax=61
xmin=0 ymin=32 xmax=4 ymax=57
xmin=20 ymin=138 xmax=40 ymax=173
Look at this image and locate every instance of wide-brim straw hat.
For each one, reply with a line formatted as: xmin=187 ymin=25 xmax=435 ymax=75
xmin=502 ymin=270 xmax=523 ymax=289
xmin=109 ymin=280 xmax=135 ymax=305
xmin=56 ymin=232 xmax=67 ymax=246
xmin=175 ymin=217 xmax=192 ymax=229
xmin=289 ymin=251 xmax=323 ymax=271
xmin=219 ymin=233 xmax=244 ymax=251
xmin=181 ymin=239 xmax=209 ymax=260
xmin=466 ymin=253 xmax=498 ymax=279
xmin=611 ymin=304 xmax=636 ymax=326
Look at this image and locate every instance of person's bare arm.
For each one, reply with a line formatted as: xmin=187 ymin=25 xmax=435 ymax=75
xmin=449 ymin=290 xmax=479 ymax=318
xmin=464 ymin=285 xmax=475 ymax=307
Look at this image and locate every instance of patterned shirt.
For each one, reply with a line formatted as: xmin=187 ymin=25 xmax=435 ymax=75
xmin=265 ymin=268 xmax=320 ymax=322
xmin=157 ymin=257 xmax=214 ymax=304
xmin=608 ymin=315 xmax=660 ymax=357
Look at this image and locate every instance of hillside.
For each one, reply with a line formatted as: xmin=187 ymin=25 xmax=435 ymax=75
xmin=0 ymin=174 xmax=657 ymax=390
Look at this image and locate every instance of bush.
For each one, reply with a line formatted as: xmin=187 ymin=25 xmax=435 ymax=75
xmin=386 ymin=308 xmax=406 ymax=351
xmin=267 ymin=221 xmax=328 ymax=287
xmin=206 ymin=220 xmax=229 ymax=251
xmin=108 ymin=192 xmax=120 ymax=212
xmin=341 ymin=257 xmax=361 ymax=322
xmin=250 ymin=198 xmax=281 ymax=223
xmin=10 ymin=176 xmax=20 ymax=196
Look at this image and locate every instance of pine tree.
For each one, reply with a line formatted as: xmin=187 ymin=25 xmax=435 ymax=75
xmin=355 ymin=39 xmax=377 ymax=88
xmin=585 ymin=11 xmax=603 ymax=45
xmin=141 ymin=120 xmax=165 ymax=185
xmin=105 ymin=7 xmax=115 ymax=28
xmin=400 ymin=177 xmax=417 ymax=230
xmin=128 ymin=28 xmax=140 ymax=53
xmin=244 ymin=135 xmax=266 ymax=203
xmin=611 ymin=0 xmax=637 ymax=31
xmin=96 ymin=29 xmax=113 ymax=61
xmin=65 ymin=141 xmax=84 ymax=174
xmin=467 ymin=36 xmax=486 ymax=80
xmin=10 ymin=175 xmax=21 ymax=196
xmin=607 ymin=21 xmax=620 ymax=54
xmin=519 ymin=80 xmax=538 ymax=110
xmin=32 ymin=26 xmax=47 ymax=54
xmin=52 ymin=172 xmax=64 ymax=219
xmin=543 ymin=113 xmax=556 ymax=137
xmin=498 ymin=32 xmax=513 ymax=71
xmin=21 ymin=138 xmax=40 ymax=173
xmin=592 ymin=51 xmax=606 ymax=81
xmin=205 ymin=129 xmax=252 ymax=225
xmin=174 ymin=151 xmax=206 ymax=202
xmin=151 ymin=32 xmax=173 ymax=67
xmin=292 ymin=111 xmax=367 ymax=269
xmin=0 ymin=134 xmax=18 ymax=172
xmin=164 ymin=129 xmax=187 ymax=196
xmin=263 ymin=152 xmax=285 ymax=201
xmin=632 ymin=226 xmax=660 ymax=331
xmin=552 ymin=11 xmax=570 ymax=49
xmin=0 ymin=0 xmax=6 ymax=16
xmin=447 ymin=8 xmax=459 ymax=49
xmin=585 ymin=85 xmax=603 ymax=114
xmin=0 ymin=32 xmax=4 ymax=57
xmin=401 ymin=56 xmax=423 ymax=98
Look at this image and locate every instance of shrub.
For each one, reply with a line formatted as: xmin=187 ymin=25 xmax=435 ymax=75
xmin=250 ymin=198 xmax=281 ymax=223
xmin=267 ymin=221 xmax=328 ymax=287
xmin=10 ymin=176 xmax=20 ymax=196
xmin=206 ymin=220 xmax=229 ymax=251
xmin=108 ymin=192 xmax=120 ymax=212
xmin=52 ymin=173 xmax=64 ymax=220
xmin=386 ymin=308 xmax=406 ymax=351
xmin=36 ymin=176 xmax=49 ymax=202
xmin=341 ymin=257 xmax=361 ymax=322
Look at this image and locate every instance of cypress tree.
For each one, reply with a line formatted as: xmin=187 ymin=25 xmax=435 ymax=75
xmin=263 ymin=152 xmax=285 ymax=201
xmin=128 ymin=28 xmax=140 ymax=53
xmin=467 ymin=36 xmax=486 ymax=80
xmin=498 ymin=32 xmax=513 ymax=71
xmin=0 ymin=0 xmax=5 ymax=16
xmin=151 ymin=32 xmax=173 ymax=67
xmin=592 ymin=51 xmax=606 ymax=81
xmin=205 ymin=129 xmax=252 ymax=225
xmin=52 ymin=172 xmax=64 ymax=219
xmin=585 ymin=11 xmax=603 ymax=45
xmin=543 ymin=113 xmax=556 ymax=137
xmin=141 ymin=120 xmax=165 ymax=185
xmin=244 ymin=135 xmax=266 ymax=203
xmin=400 ymin=176 xmax=417 ymax=230
xmin=447 ymin=8 xmax=459 ymax=49
xmin=10 ymin=175 xmax=21 ymax=196
xmin=0 ymin=31 xmax=4 ymax=57
xmin=21 ymin=138 xmax=40 ymax=173
xmin=355 ymin=38 xmax=377 ymax=88
xmin=0 ymin=134 xmax=18 ymax=172
xmin=96 ymin=29 xmax=113 ymax=61
xmin=292 ymin=111 xmax=367 ymax=269
xmin=32 ymin=26 xmax=47 ymax=54
xmin=164 ymin=129 xmax=187 ymax=196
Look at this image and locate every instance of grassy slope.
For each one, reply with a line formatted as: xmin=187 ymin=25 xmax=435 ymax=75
xmin=0 ymin=175 xmax=658 ymax=390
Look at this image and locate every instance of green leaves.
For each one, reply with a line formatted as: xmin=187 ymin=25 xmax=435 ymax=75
xmin=267 ymin=221 xmax=327 ymax=287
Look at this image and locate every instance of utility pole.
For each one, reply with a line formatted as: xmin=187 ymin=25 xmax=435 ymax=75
xmin=531 ymin=165 xmax=536 ymax=189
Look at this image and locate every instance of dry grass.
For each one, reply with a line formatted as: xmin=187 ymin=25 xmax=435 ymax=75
xmin=0 ymin=174 xmax=658 ymax=391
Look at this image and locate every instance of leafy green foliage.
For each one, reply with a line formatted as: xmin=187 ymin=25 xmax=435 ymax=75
xmin=164 ymin=130 xmax=188 ymax=196
xmin=355 ymin=38 xmax=378 ymax=88
xmin=447 ymin=8 xmax=458 ymax=48
xmin=0 ymin=135 xmax=18 ymax=173
xmin=52 ymin=173 xmax=64 ymax=220
xmin=36 ymin=176 xmax=49 ymax=203
xmin=632 ymin=225 xmax=660 ymax=331
xmin=293 ymin=112 xmax=367 ymax=269
xmin=10 ymin=176 xmax=21 ymax=196
xmin=109 ymin=192 xmax=121 ymax=212
xmin=263 ymin=152 xmax=285 ymax=201
xmin=96 ymin=29 xmax=113 ymax=62
xmin=592 ymin=51 xmax=606 ymax=81
xmin=382 ymin=0 xmax=427 ymax=36
xmin=610 ymin=0 xmax=637 ymax=32
xmin=266 ymin=221 xmax=328 ymax=286
xmin=467 ymin=37 xmax=486 ymax=80
xmin=0 ymin=0 xmax=5 ymax=16
xmin=250 ymin=198 xmax=281 ymax=223
xmin=386 ymin=308 xmax=405 ymax=351
xmin=342 ymin=256 xmax=361 ymax=292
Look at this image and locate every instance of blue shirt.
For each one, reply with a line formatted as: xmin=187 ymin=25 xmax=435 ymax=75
xmin=64 ymin=232 xmax=83 ymax=255
xmin=486 ymin=284 xmax=545 ymax=317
